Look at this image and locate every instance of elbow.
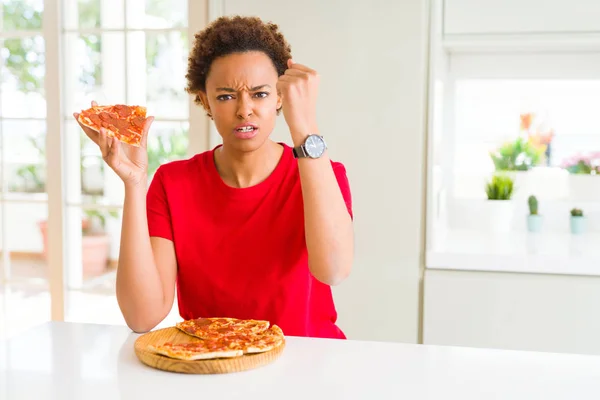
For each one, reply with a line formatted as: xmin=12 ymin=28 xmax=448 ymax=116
xmin=310 ymin=258 xmax=352 ymax=286
xmin=118 ymin=299 xmax=166 ymax=334
xmin=125 ymin=316 xmax=161 ymax=334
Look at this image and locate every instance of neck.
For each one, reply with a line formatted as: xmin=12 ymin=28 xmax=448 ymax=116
xmin=214 ymin=140 xmax=284 ymax=188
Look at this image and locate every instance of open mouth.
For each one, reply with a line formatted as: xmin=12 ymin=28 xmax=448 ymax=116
xmin=234 ymin=124 xmax=259 ymax=139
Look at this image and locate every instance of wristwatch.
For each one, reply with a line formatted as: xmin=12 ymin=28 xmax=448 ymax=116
xmin=292 ymin=134 xmax=327 ymax=159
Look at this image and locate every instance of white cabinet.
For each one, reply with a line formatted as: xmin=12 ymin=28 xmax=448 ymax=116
xmin=423 ymin=269 xmax=600 ymax=355
xmin=444 ymin=0 xmax=600 ymax=35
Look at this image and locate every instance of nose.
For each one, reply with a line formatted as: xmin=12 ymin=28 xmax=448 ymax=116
xmin=236 ymin=95 xmax=253 ymax=119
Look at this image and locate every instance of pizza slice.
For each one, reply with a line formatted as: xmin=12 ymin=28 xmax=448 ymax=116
xmin=148 ymin=325 xmax=285 ymax=360
xmin=77 ymin=104 xmax=148 ymax=147
xmin=147 ymin=340 xmax=244 ymax=361
xmin=243 ymin=325 xmax=285 ymax=354
xmin=176 ymin=317 xmax=271 ymax=340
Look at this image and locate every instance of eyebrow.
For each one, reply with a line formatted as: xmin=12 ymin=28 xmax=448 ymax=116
xmin=216 ymin=84 xmax=271 ymax=92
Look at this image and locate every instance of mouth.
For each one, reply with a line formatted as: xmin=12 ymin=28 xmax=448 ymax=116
xmin=234 ymin=124 xmax=259 ymax=139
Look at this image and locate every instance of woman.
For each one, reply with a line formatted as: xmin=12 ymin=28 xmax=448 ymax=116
xmin=74 ymin=16 xmax=354 ymax=339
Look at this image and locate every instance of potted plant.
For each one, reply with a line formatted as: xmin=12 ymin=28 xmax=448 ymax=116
xmin=483 ymin=174 xmax=515 ymax=233
xmin=489 ymin=137 xmax=545 ymax=201
xmin=562 ymin=152 xmax=600 ymax=201
xmin=570 ymin=208 xmax=585 ymax=235
xmin=526 ymin=195 xmax=542 ymax=233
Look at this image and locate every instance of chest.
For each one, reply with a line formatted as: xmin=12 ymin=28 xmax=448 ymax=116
xmin=169 ymin=175 xmax=308 ymax=288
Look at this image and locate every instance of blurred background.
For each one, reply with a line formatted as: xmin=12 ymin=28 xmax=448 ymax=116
xmin=2 ymin=0 xmax=600 ymax=357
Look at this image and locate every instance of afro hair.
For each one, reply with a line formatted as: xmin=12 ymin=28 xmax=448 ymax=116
xmin=185 ymin=15 xmax=292 ymax=105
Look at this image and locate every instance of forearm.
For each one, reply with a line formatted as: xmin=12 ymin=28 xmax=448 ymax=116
xmin=297 ymin=150 xmax=354 ymax=286
xmin=116 ymin=183 xmax=166 ymax=331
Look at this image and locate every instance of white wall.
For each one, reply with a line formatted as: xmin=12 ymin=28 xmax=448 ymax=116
xmin=218 ymin=0 xmax=430 ymax=342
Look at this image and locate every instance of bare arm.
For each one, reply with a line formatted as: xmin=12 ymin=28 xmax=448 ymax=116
xmin=277 ymin=60 xmax=354 ymax=286
xmin=116 ymin=183 xmax=177 ymax=333
xmin=296 ymin=147 xmax=354 ymax=286
xmin=74 ymin=102 xmax=175 ymax=333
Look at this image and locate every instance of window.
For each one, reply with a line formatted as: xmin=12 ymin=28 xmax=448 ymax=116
xmin=426 ymin=0 xmax=600 ymax=274
xmin=0 ymin=0 xmax=208 ymax=326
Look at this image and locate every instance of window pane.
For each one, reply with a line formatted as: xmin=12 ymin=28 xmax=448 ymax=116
xmin=454 ymin=79 xmax=600 ymax=173
xmin=63 ymin=0 xmax=124 ymax=30
xmin=81 ymin=206 xmax=120 ymax=281
xmin=2 ymin=0 xmax=43 ymax=31
xmin=0 ymin=209 xmax=3 ymax=281
xmin=147 ymin=121 xmax=189 ymax=179
xmin=0 ymin=36 xmax=46 ymax=118
xmin=64 ymin=33 xmax=126 ymax=116
xmin=126 ymin=0 xmax=187 ymax=29
xmin=7 ymin=200 xmax=49 ymax=283
xmin=2 ymin=120 xmax=46 ymax=193
xmin=62 ymin=120 xmax=105 ymax=200
xmin=127 ymin=31 xmax=189 ymax=119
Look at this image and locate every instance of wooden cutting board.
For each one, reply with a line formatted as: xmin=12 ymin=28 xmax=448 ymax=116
xmin=134 ymin=327 xmax=286 ymax=374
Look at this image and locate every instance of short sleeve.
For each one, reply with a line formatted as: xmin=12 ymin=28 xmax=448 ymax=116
xmin=146 ymin=167 xmax=174 ymax=241
xmin=332 ymin=162 xmax=353 ymax=219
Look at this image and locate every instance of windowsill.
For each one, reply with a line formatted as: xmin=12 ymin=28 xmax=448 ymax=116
xmin=426 ymin=229 xmax=600 ymax=277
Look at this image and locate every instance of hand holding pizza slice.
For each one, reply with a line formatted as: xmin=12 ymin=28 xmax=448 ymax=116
xmin=74 ymin=101 xmax=154 ymax=187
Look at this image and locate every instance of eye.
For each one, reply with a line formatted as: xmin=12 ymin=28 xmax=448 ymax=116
xmin=217 ymin=95 xmax=233 ymax=101
xmin=254 ymin=92 xmax=269 ymax=98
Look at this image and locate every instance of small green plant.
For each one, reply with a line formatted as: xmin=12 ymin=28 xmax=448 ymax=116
xmin=489 ymin=137 xmax=545 ymax=171
xmin=528 ymin=195 xmax=538 ymax=215
xmin=571 ymin=208 xmax=583 ymax=217
xmin=485 ymin=174 xmax=514 ymax=200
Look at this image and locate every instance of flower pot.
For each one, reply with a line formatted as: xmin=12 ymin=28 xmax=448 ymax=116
xmin=570 ymin=216 xmax=586 ymax=235
xmin=82 ymin=234 xmax=110 ymax=277
xmin=38 ymin=220 xmax=109 ymax=277
xmin=482 ymin=200 xmax=514 ymax=233
xmin=526 ymin=214 xmax=543 ymax=233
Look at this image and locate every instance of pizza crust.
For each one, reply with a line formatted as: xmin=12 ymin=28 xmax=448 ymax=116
xmin=147 ymin=344 xmax=243 ymax=360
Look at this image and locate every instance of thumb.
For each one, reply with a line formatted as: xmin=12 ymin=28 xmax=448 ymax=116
xmin=140 ymin=116 xmax=154 ymax=148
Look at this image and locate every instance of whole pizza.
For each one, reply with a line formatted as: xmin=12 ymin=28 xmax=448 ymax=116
xmin=147 ymin=317 xmax=285 ymax=361
xmin=77 ymin=104 xmax=148 ymax=147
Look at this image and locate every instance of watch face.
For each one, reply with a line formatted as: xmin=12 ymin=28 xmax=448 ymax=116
xmin=305 ymin=135 xmax=325 ymax=158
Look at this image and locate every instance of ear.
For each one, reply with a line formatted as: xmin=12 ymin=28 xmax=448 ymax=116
xmin=276 ymin=91 xmax=283 ymax=114
xmin=196 ymin=91 xmax=212 ymax=115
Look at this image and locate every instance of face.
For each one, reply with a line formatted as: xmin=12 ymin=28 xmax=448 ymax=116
xmin=198 ymin=51 xmax=282 ymax=153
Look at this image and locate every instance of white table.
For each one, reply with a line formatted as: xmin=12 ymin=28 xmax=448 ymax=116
xmin=2 ymin=322 xmax=600 ymax=399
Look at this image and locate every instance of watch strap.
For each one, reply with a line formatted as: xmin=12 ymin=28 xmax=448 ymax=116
xmin=292 ymin=145 xmax=308 ymax=159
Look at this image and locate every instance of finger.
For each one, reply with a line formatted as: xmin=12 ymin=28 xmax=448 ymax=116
xmin=140 ymin=116 xmax=154 ymax=148
xmin=287 ymin=60 xmax=315 ymax=74
xmin=74 ymin=112 xmax=100 ymax=145
xmin=98 ymin=128 xmax=111 ymax=159
xmin=106 ymin=137 xmax=120 ymax=166
xmin=278 ymin=75 xmax=295 ymax=83
xmin=91 ymin=100 xmax=98 ymax=107
xmin=284 ymin=69 xmax=307 ymax=77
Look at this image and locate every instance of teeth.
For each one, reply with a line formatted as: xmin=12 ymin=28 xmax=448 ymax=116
xmin=237 ymin=126 xmax=254 ymax=132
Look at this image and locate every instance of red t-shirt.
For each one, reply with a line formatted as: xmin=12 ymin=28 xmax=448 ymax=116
xmin=146 ymin=142 xmax=353 ymax=339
